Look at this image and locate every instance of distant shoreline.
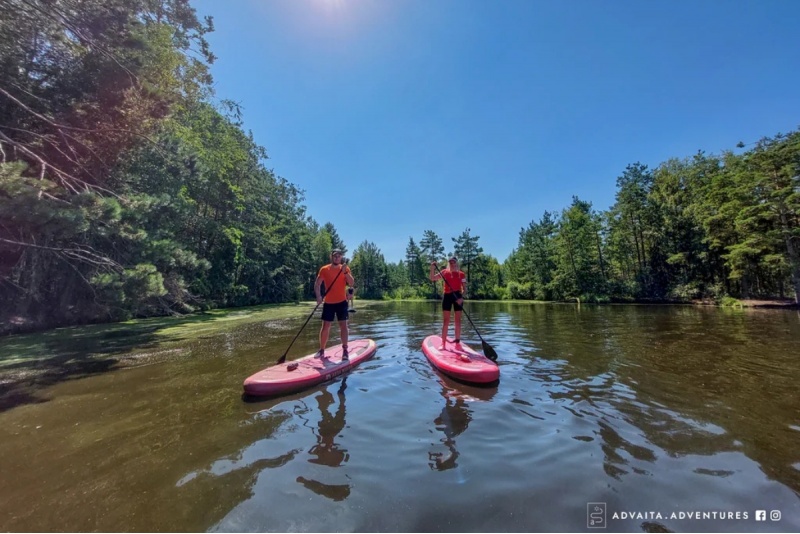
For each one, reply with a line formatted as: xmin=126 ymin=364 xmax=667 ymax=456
xmin=690 ymin=298 xmax=798 ymax=309
xmin=2 ymin=298 xmax=797 ymax=338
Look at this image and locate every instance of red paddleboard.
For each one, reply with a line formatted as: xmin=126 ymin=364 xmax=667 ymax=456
xmin=244 ymin=339 xmax=377 ymax=397
xmin=421 ymin=335 xmax=499 ymax=385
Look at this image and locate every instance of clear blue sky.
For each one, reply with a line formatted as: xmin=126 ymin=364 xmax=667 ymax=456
xmin=191 ymin=0 xmax=800 ymax=263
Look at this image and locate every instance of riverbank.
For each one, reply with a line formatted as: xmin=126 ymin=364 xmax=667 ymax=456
xmin=0 ymin=301 xmax=347 ymax=402
xmin=0 ymin=301 xmax=340 ymax=368
xmin=691 ymin=298 xmax=799 ymax=309
xmin=3 ymin=296 xmax=797 ymax=339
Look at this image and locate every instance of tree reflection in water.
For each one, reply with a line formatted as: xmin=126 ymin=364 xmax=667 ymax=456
xmin=296 ymin=378 xmax=351 ymax=501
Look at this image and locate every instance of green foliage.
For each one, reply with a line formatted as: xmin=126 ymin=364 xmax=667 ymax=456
xmin=384 ymin=261 xmax=409 ymax=292
xmin=351 ymin=241 xmax=387 ymax=299
xmin=493 ymin=285 xmax=511 ymax=300
xmin=505 ymin=281 xmax=534 ymax=300
xmin=0 ymin=0 xmax=321 ymax=332
xmin=387 ymin=285 xmax=428 ymax=300
xmin=504 ymin=130 xmax=800 ymax=305
xmin=549 ymin=197 xmax=606 ymax=299
xmin=2 ymin=0 xmax=799 ymax=333
xmin=322 ymin=223 xmax=347 ymax=256
xmin=405 ymin=237 xmax=425 ymax=286
xmin=93 ymin=263 xmax=168 ymax=319
xmin=419 ymin=230 xmax=445 ymax=263
xmin=719 ymin=296 xmax=743 ymax=308
xmin=452 ymin=227 xmax=483 ymax=268
xmin=668 ymin=282 xmax=701 ymax=301
xmin=465 ymin=254 xmax=503 ymax=299
xmin=506 ymin=212 xmax=558 ymax=300
xmin=419 ymin=230 xmax=444 ymax=297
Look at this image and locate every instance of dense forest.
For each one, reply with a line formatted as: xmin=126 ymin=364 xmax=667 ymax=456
xmin=1 ymin=0 xmax=798 ymax=335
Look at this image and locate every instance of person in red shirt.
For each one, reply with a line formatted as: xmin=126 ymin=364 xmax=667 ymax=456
xmin=315 ymin=249 xmax=355 ymax=359
xmin=429 ymin=256 xmax=467 ymax=350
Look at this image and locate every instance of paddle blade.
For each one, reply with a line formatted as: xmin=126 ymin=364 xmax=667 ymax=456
xmin=277 ymin=353 xmax=288 ymax=364
xmin=482 ymin=340 xmax=498 ymax=362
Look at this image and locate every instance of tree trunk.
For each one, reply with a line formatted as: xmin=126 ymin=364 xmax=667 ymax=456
xmin=564 ymin=232 xmax=579 ymax=294
xmin=778 ymin=210 xmax=800 ymax=304
xmin=741 ymin=272 xmax=751 ymax=300
xmin=629 ymin=214 xmax=643 ymax=274
xmin=595 ymin=229 xmax=607 ymax=282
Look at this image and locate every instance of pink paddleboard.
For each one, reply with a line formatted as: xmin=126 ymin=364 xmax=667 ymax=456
xmin=244 ymin=339 xmax=377 ymax=397
xmin=421 ymin=335 xmax=499 ymax=385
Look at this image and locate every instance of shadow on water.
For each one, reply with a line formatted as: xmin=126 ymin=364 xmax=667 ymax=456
xmin=2 ymin=311 xmax=224 ymax=362
xmin=0 ymin=357 xmax=121 ymax=413
xmin=0 ymin=303 xmax=314 ymax=411
xmin=0 ymin=316 xmax=206 ymax=412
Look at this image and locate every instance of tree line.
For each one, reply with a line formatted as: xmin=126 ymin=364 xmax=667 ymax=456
xmin=1 ymin=0 xmax=797 ymax=335
xmin=384 ymin=133 xmax=800 ymax=306
xmin=0 ymin=0 xmax=331 ymax=333
xmin=504 ymin=138 xmax=800 ymax=305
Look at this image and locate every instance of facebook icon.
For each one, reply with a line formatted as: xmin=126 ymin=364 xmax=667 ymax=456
xmin=755 ymin=510 xmax=767 ymax=521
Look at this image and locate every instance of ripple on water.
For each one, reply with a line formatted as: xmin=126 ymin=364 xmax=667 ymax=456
xmin=2 ymin=301 xmax=800 ymax=532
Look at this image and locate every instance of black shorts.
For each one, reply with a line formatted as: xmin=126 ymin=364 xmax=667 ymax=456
xmin=442 ymin=292 xmax=463 ymax=312
xmin=321 ymin=300 xmax=349 ymax=322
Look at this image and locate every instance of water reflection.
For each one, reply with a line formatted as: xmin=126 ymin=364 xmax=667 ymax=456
xmin=428 ymin=389 xmax=469 ymax=471
xmin=306 ymin=379 xmax=349 ymax=467
xmin=296 ymin=378 xmax=350 ymax=501
xmin=428 ymin=374 xmax=497 ymax=472
xmin=3 ymin=301 xmax=800 ymax=532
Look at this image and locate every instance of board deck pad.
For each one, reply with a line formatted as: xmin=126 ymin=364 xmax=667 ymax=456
xmin=244 ymin=338 xmax=377 ymax=397
xmin=421 ymin=335 xmax=499 ymax=384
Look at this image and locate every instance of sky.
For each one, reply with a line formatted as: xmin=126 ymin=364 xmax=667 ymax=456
xmin=190 ymin=0 xmax=800 ymax=263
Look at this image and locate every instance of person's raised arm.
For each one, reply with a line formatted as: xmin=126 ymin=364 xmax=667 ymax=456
xmin=429 ymin=261 xmax=441 ymax=282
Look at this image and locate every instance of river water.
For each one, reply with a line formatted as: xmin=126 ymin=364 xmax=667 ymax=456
xmin=0 ymin=301 xmax=798 ymax=532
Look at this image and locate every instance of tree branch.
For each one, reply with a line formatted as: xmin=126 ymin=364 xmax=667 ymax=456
xmin=0 ymin=237 xmax=124 ymax=272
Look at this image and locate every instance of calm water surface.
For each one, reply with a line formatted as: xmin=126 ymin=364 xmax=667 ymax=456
xmin=0 ymin=302 xmax=799 ymax=532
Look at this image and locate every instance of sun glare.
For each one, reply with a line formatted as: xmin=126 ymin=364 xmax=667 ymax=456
xmin=317 ymin=0 xmax=346 ymax=10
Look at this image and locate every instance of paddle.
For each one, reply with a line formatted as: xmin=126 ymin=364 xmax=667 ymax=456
xmin=344 ymin=259 xmax=356 ymax=313
xmin=347 ymin=288 xmax=357 ymax=313
xmin=433 ymin=263 xmax=498 ymax=362
xmin=277 ymin=264 xmax=346 ymax=364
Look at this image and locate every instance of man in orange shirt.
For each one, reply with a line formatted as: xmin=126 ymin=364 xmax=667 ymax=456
xmin=315 ymin=249 xmax=355 ymax=359
xmin=429 ymin=256 xmax=467 ymax=350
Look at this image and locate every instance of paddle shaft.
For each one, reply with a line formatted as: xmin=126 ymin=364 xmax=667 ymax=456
xmin=433 ymin=263 xmax=497 ymax=361
xmin=347 ymin=287 xmax=356 ymax=312
xmin=277 ymin=264 xmax=346 ymax=364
